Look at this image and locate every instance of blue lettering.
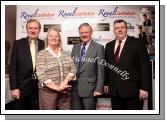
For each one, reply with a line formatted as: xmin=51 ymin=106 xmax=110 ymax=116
xmin=58 ymin=7 xmax=78 ymax=18
xmin=98 ymin=6 xmax=119 ymax=21
xmin=20 ymin=9 xmax=39 ymax=22
xmin=113 ymin=6 xmax=118 ymax=15
xmin=58 ymin=10 xmax=66 ymax=17
xmin=72 ymin=7 xmax=78 ymax=16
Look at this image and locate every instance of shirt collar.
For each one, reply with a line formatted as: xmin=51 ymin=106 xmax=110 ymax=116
xmin=116 ymin=36 xmax=127 ymax=44
xmin=28 ymin=38 xmax=38 ymax=43
xmin=46 ymin=46 xmax=62 ymax=58
xmin=46 ymin=46 xmax=62 ymax=52
xmin=82 ymin=39 xmax=91 ymax=46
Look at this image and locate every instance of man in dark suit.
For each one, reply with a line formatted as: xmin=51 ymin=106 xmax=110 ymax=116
xmin=71 ymin=23 xmax=104 ymax=110
xmin=143 ymin=14 xmax=152 ymax=27
xmin=104 ymin=19 xmax=151 ymax=110
xmin=9 ymin=19 xmax=45 ymax=110
xmin=138 ymin=26 xmax=149 ymax=46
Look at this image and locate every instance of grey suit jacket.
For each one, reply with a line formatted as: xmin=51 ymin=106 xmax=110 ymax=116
xmin=71 ymin=40 xmax=104 ymax=97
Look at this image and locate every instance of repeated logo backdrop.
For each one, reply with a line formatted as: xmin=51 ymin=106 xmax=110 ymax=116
xmin=16 ymin=5 xmax=152 ymax=51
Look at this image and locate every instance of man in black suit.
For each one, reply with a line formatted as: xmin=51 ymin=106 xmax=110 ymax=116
xmin=143 ymin=14 xmax=152 ymax=27
xmin=138 ymin=26 xmax=149 ymax=46
xmin=104 ymin=19 xmax=151 ymax=110
xmin=9 ymin=19 xmax=45 ymax=110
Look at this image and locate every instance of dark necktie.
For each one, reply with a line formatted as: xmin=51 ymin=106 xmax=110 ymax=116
xmin=114 ymin=40 xmax=122 ymax=63
xmin=78 ymin=43 xmax=86 ymax=69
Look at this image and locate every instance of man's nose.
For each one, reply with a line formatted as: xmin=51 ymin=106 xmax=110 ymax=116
xmin=82 ymin=34 xmax=86 ymax=37
xmin=118 ymin=28 xmax=123 ymax=31
xmin=31 ymin=29 xmax=35 ymax=32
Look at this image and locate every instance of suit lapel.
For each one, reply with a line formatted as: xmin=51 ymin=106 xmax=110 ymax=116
xmin=76 ymin=43 xmax=82 ymax=68
xmin=38 ymin=39 xmax=44 ymax=51
xmin=82 ymin=40 xmax=94 ymax=66
xmin=108 ymin=39 xmax=117 ymax=64
xmin=78 ymin=41 xmax=94 ymax=73
xmin=85 ymin=41 xmax=94 ymax=58
xmin=111 ymin=40 xmax=116 ymax=60
xmin=22 ymin=38 xmax=33 ymax=68
xmin=119 ymin=36 xmax=131 ymax=63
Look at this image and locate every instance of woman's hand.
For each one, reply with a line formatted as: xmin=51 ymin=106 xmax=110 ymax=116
xmin=58 ymin=80 xmax=72 ymax=93
xmin=59 ymin=80 xmax=68 ymax=91
xmin=46 ymin=80 xmax=71 ymax=93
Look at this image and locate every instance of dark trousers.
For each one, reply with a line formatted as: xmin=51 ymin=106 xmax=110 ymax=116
xmin=13 ymin=91 xmax=39 ymax=110
xmin=71 ymin=91 xmax=97 ymax=110
xmin=111 ymin=96 xmax=143 ymax=110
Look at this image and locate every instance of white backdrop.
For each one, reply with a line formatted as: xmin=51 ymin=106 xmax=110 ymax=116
xmin=16 ymin=5 xmax=150 ymax=51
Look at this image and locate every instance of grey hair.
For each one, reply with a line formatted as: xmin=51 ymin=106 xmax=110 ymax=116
xmin=78 ymin=23 xmax=93 ymax=33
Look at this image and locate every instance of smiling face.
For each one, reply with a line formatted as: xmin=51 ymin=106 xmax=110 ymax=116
xmin=26 ymin=21 xmax=41 ymax=40
xmin=47 ymin=29 xmax=60 ymax=47
xmin=113 ymin=21 xmax=128 ymax=40
xmin=79 ymin=25 xmax=92 ymax=43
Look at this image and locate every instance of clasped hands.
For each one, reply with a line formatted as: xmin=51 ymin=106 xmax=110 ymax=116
xmin=56 ymin=80 xmax=72 ymax=93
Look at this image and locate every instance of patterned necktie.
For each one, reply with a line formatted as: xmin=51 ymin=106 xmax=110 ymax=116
xmin=30 ymin=40 xmax=36 ymax=70
xmin=114 ymin=40 xmax=122 ymax=63
xmin=78 ymin=43 xmax=86 ymax=69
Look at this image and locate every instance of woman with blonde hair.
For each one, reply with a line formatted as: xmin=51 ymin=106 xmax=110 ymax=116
xmin=36 ymin=28 xmax=76 ymax=110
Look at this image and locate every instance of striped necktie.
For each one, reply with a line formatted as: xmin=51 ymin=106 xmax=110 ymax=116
xmin=78 ymin=43 xmax=86 ymax=69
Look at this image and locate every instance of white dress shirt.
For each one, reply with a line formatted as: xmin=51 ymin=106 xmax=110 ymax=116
xmin=114 ymin=36 xmax=127 ymax=57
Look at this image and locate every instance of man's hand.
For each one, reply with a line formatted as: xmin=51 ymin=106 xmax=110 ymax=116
xmin=11 ymin=89 xmax=20 ymax=99
xmin=139 ymin=89 xmax=148 ymax=101
xmin=103 ymin=86 xmax=109 ymax=94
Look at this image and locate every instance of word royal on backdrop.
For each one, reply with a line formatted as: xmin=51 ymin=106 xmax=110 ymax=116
xmin=20 ymin=9 xmax=55 ymax=22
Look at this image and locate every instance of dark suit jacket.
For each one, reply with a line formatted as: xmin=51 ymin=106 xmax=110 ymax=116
xmin=9 ymin=37 xmax=45 ymax=96
xmin=105 ymin=36 xmax=151 ymax=98
xmin=71 ymin=40 xmax=104 ymax=97
xmin=143 ymin=19 xmax=152 ymax=27
xmin=139 ymin=32 xmax=149 ymax=45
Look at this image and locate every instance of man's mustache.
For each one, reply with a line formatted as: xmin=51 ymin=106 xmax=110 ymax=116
xmin=82 ymin=36 xmax=88 ymax=38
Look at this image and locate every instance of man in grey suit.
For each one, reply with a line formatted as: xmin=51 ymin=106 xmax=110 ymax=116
xmin=71 ymin=23 xmax=104 ymax=110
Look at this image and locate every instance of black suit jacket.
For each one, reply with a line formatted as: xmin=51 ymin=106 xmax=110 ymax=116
xmin=143 ymin=19 xmax=152 ymax=27
xmin=105 ymin=36 xmax=151 ymax=98
xmin=9 ymin=37 xmax=45 ymax=96
xmin=139 ymin=32 xmax=149 ymax=45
